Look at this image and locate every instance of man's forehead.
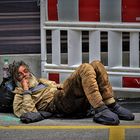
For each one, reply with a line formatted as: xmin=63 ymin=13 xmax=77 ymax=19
xmin=18 ymin=65 xmax=29 ymax=71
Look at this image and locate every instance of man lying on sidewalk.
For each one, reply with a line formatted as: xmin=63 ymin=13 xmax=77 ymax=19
xmin=10 ymin=60 xmax=134 ymax=124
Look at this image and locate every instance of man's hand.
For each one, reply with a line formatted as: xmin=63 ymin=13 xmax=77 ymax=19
xmin=57 ymin=84 xmax=63 ymax=90
xmin=21 ymin=78 xmax=29 ymax=90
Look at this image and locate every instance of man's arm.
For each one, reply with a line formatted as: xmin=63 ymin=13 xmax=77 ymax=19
xmin=13 ymin=93 xmax=37 ymax=117
xmin=13 ymin=78 xmax=37 ymax=117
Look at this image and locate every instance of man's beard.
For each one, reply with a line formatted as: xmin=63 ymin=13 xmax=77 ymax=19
xmin=16 ymin=74 xmax=39 ymax=89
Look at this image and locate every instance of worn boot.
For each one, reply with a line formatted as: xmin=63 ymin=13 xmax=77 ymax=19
xmin=93 ymin=105 xmax=120 ymax=125
xmin=108 ymin=103 xmax=135 ymax=120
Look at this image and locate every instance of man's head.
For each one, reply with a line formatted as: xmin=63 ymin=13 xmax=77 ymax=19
xmin=10 ymin=61 xmax=39 ymax=89
xmin=10 ymin=61 xmax=31 ymax=82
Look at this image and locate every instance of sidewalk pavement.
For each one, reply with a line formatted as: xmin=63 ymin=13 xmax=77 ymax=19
xmin=0 ymin=101 xmax=140 ymax=140
xmin=0 ymin=113 xmax=140 ymax=140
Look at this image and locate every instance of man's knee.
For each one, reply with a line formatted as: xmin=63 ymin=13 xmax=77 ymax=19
xmin=78 ymin=63 xmax=96 ymax=77
xmin=91 ymin=60 xmax=102 ymax=66
xmin=79 ymin=63 xmax=94 ymax=72
xmin=90 ymin=60 xmax=106 ymax=72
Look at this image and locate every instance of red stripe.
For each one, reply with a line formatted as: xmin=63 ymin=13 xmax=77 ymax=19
xmin=48 ymin=0 xmax=58 ymax=20
xmin=79 ymin=0 xmax=100 ymax=21
xmin=48 ymin=73 xmax=59 ymax=83
xmin=123 ymin=77 xmax=140 ymax=88
xmin=122 ymin=0 xmax=140 ymax=22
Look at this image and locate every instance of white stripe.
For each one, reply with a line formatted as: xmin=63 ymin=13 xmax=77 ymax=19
xmin=57 ymin=0 xmax=79 ymax=21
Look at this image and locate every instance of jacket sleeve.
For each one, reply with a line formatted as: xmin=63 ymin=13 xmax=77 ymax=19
xmin=13 ymin=94 xmax=37 ymax=118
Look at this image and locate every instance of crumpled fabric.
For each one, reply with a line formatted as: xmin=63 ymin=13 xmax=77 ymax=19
xmin=109 ymin=103 xmax=135 ymax=120
xmin=93 ymin=105 xmax=120 ymax=125
xmin=0 ymin=79 xmax=15 ymax=113
xmin=20 ymin=111 xmax=53 ymax=123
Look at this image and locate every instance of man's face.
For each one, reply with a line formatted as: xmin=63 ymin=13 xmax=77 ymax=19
xmin=17 ymin=65 xmax=31 ymax=82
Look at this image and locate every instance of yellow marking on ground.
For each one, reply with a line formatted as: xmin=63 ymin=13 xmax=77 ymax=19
xmin=0 ymin=125 xmax=109 ymax=129
xmin=0 ymin=125 xmax=140 ymax=140
xmin=109 ymin=127 xmax=125 ymax=140
xmin=0 ymin=125 xmax=140 ymax=130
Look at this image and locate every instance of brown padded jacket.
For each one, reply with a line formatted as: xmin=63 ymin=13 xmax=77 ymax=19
xmin=13 ymin=78 xmax=60 ymax=117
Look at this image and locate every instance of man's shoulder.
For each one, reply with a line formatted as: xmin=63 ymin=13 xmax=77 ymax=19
xmin=13 ymin=87 xmax=23 ymax=94
xmin=38 ymin=78 xmax=56 ymax=86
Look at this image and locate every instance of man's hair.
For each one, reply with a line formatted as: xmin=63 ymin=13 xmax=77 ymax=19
xmin=9 ymin=61 xmax=30 ymax=82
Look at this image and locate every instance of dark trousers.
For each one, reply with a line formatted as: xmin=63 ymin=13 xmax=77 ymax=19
xmin=47 ymin=60 xmax=115 ymax=115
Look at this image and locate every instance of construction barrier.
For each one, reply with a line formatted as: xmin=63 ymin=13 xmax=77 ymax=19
xmin=40 ymin=0 xmax=140 ymax=94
